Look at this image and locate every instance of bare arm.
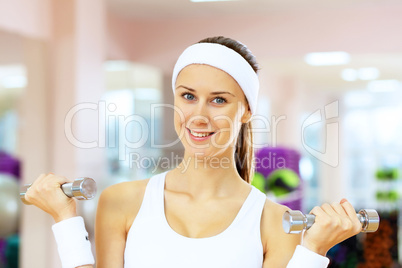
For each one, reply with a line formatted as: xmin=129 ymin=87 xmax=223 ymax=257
xmin=261 ymin=200 xmax=301 ymax=267
xmin=262 ymin=199 xmax=361 ymax=267
xmin=94 ymin=183 xmax=128 ymax=268
xmin=94 ymin=179 xmax=148 ymax=268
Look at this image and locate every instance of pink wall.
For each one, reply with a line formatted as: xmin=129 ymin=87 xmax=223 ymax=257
xmin=0 ymin=31 xmax=24 ymax=64
xmin=0 ymin=0 xmax=52 ymax=40
xmin=107 ymin=3 xmax=402 ymax=72
xmin=0 ymin=0 xmax=107 ymax=267
xmin=105 ymin=4 xmax=402 ymax=204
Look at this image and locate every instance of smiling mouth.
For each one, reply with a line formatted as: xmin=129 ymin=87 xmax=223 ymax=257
xmin=187 ymin=128 xmax=215 ymax=138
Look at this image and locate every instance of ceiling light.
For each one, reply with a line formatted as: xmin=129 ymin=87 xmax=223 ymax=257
xmin=341 ymin=68 xmax=358 ymax=81
xmin=367 ymin=80 xmax=401 ymax=92
xmin=304 ymin=51 xmax=350 ymax=66
xmin=358 ymin=67 xmax=380 ymax=80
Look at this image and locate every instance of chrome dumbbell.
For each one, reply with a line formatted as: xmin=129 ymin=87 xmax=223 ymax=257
xmin=283 ymin=209 xmax=380 ymax=234
xmin=20 ymin=177 xmax=97 ymax=205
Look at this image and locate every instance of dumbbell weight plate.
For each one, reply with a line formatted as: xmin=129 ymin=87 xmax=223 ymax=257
xmin=62 ymin=177 xmax=97 ymax=200
xmin=358 ymin=209 xmax=380 ymax=233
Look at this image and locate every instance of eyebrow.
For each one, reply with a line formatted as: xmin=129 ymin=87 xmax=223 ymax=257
xmin=176 ymin=85 xmax=236 ymax=97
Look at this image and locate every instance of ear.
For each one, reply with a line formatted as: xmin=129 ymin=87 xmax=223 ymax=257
xmin=241 ymin=107 xmax=252 ymax=123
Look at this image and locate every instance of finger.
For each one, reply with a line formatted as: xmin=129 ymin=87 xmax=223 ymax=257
xmin=340 ymin=199 xmax=357 ymax=219
xmin=38 ymin=173 xmax=70 ymax=186
xmin=25 ymin=174 xmax=49 ymax=202
xmin=309 ymin=206 xmax=331 ymax=227
xmin=32 ymin=174 xmax=69 ymax=195
xmin=340 ymin=199 xmax=361 ymax=232
xmin=42 ymin=176 xmax=71 ymax=196
xmin=31 ymin=173 xmax=48 ymax=185
xmin=33 ymin=173 xmax=58 ymax=189
xmin=320 ymin=203 xmax=338 ymax=217
xmin=309 ymin=206 xmax=326 ymax=217
xmin=331 ymin=202 xmax=348 ymax=217
xmin=27 ymin=174 xmax=48 ymax=195
xmin=47 ymin=174 xmax=70 ymax=185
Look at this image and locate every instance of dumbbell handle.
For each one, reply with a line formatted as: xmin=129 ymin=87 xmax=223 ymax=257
xmin=20 ymin=177 xmax=97 ymax=205
xmin=283 ymin=209 xmax=380 ymax=234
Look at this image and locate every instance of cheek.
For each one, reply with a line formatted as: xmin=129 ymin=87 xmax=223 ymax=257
xmin=212 ymin=107 xmax=242 ymax=130
xmin=173 ymin=109 xmax=183 ymax=134
xmin=173 ymin=103 xmax=190 ymax=131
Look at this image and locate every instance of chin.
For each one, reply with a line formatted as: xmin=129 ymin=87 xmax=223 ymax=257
xmin=185 ymin=146 xmax=210 ymax=158
xmin=186 ymin=145 xmax=231 ymax=160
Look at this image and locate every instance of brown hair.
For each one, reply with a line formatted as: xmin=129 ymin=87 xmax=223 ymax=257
xmin=198 ymin=36 xmax=259 ymax=184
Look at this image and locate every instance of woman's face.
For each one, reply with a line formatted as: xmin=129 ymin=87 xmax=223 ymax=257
xmin=173 ymin=64 xmax=251 ymax=159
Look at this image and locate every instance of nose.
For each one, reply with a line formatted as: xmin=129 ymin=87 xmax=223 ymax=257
xmin=190 ymin=103 xmax=209 ymax=126
xmin=192 ymin=115 xmax=209 ymax=126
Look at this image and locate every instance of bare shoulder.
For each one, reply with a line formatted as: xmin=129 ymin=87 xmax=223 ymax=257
xmin=260 ymin=198 xmax=290 ymax=248
xmin=98 ymin=178 xmax=150 ymax=232
xmin=261 ymin=197 xmax=290 ymax=225
xmin=261 ymin=198 xmax=301 ymax=267
xmin=99 ymin=178 xmax=150 ymax=204
xmin=95 ymin=178 xmax=150 ymax=267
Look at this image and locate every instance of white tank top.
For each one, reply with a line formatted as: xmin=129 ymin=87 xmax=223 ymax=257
xmin=124 ymin=170 xmax=267 ymax=268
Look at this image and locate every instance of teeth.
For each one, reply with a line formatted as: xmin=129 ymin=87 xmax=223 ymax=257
xmin=190 ymin=129 xmax=213 ymax=137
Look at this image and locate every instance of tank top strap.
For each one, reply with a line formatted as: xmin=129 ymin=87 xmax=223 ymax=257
xmin=231 ymin=186 xmax=267 ymax=234
xmin=136 ymin=170 xmax=168 ymax=220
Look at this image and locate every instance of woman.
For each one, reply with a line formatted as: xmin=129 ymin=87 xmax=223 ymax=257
xmin=25 ymin=36 xmax=362 ymax=268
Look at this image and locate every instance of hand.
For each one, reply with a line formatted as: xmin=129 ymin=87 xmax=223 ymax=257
xmin=24 ymin=173 xmax=77 ymax=222
xmin=302 ymin=199 xmax=362 ymax=256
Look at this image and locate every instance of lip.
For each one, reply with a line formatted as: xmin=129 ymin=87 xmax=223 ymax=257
xmin=186 ymin=128 xmax=216 ymax=141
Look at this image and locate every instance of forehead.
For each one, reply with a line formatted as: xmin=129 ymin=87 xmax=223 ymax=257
xmin=175 ymin=64 xmax=244 ymax=95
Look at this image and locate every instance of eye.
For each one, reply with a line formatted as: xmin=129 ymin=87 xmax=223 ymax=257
xmin=212 ymin=97 xmax=227 ymax=104
xmin=181 ymin=92 xmax=195 ymax=101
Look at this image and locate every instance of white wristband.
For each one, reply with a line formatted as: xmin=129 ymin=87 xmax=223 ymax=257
xmin=52 ymin=216 xmax=95 ymax=268
xmin=287 ymin=245 xmax=330 ymax=268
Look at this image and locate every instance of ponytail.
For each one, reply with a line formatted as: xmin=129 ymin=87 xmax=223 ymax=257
xmin=235 ymin=121 xmax=254 ymax=183
xmin=198 ymin=36 xmax=259 ymax=184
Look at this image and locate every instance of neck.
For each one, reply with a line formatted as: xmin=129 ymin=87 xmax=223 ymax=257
xmin=169 ymin=150 xmax=248 ymax=200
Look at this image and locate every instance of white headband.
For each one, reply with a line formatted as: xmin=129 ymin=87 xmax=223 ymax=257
xmin=171 ymin=43 xmax=259 ymax=114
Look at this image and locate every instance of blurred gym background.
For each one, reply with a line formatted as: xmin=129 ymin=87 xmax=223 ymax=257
xmin=0 ymin=0 xmax=402 ymax=267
